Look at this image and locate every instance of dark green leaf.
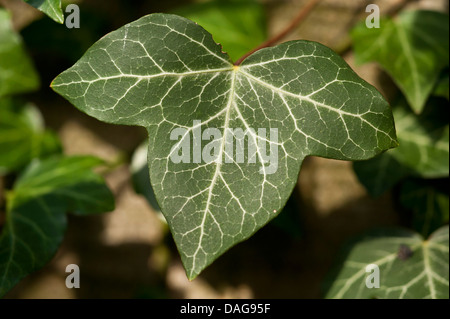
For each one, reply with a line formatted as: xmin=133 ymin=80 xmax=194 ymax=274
xmin=51 ymin=13 xmax=397 ymax=279
xmin=324 ymin=226 xmax=449 ymax=299
xmin=130 ymin=142 xmax=161 ymax=211
xmin=0 ymin=9 xmax=40 ymax=97
xmin=352 ymin=10 xmax=449 ymax=113
xmin=400 ymin=178 xmax=449 ymax=237
xmin=433 ymin=71 xmax=449 ymax=100
xmin=353 ymin=152 xmax=410 ymax=197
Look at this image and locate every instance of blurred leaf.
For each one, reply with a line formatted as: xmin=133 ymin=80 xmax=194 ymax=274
xmin=51 ymin=13 xmax=397 ymax=280
xmin=352 ymin=10 xmax=449 ymax=113
xmin=130 ymin=142 xmax=161 ymax=212
xmin=0 ymin=156 xmax=115 ymax=297
xmin=392 ymin=100 xmax=449 ymax=177
xmin=354 ymin=98 xmax=449 ymax=196
xmin=353 ymin=152 xmax=411 ymax=197
xmin=0 ymin=99 xmax=62 ymax=175
xmin=433 ymin=71 xmax=449 ymax=100
xmin=12 ymin=156 xmax=115 ymax=214
xmin=173 ymin=0 xmax=266 ymax=62
xmin=0 ymin=9 xmax=40 ymax=97
xmin=324 ymin=226 xmax=449 ymax=299
xmin=23 ymin=0 xmax=64 ymax=24
xmin=400 ymin=178 xmax=449 ymax=238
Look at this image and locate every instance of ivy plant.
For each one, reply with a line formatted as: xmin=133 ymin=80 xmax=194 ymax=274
xmin=0 ymin=9 xmax=114 ymax=297
xmin=51 ymin=13 xmax=398 ymax=279
xmin=328 ymin=9 xmax=449 ymax=299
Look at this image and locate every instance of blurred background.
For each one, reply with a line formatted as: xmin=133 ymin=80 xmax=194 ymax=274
xmin=0 ymin=0 xmax=448 ymax=298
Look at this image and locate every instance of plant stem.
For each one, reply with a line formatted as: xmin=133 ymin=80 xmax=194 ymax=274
xmin=234 ymin=0 xmax=321 ymax=65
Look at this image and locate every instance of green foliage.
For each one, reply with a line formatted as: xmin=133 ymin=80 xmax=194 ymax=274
xmin=324 ymin=226 xmax=449 ymax=299
xmin=354 ymin=98 xmax=449 ymax=197
xmin=352 ymin=10 xmax=449 ymax=114
xmin=400 ymin=179 xmax=449 ymax=238
xmin=0 ymin=156 xmax=115 ymax=297
xmin=23 ymin=0 xmax=64 ymax=24
xmin=0 ymin=9 xmax=40 ymax=97
xmin=0 ymin=99 xmax=61 ymax=175
xmin=173 ymin=0 xmax=266 ymax=62
xmin=51 ymin=13 xmax=397 ymax=279
xmin=349 ymin=9 xmax=449 ymax=299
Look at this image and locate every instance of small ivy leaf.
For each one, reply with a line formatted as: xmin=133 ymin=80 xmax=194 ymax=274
xmin=0 ymin=9 xmax=40 ymax=97
xmin=354 ymin=98 xmax=449 ymax=197
xmin=352 ymin=10 xmax=449 ymax=114
xmin=0 ymin=98 xmax=62 ymax=175
xmin=433 ymin=71 xmax=449 ymax=100
xmin=130 ymin=141 xmax=161 ymax=212
xmin=23 ymin=0 xmax=64 ymax=24
xmin=400 ymin=178 xmax=449 ymax=238
xmin=0 ymin=156 xmax=115 ymax=297
xmin=353 ymin=152 xmax=411 ymax=198
xmin=51 ymin=13 xmax=398 ymax=279
xmin=324 ymin=226 xmax=449 ymax=299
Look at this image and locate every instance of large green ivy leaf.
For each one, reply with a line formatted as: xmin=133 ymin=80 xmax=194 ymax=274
xmin=0 ymin=156 xmax=114 ymax=297
xmin=51 ymin=13 xmax=398 ymax=279
xmin=355 ymin=99 xmax=449 ymax=197
xmin=352 ymin=10 xmax=449 ymax=113
xmin=324 ymin=226 xmax=449 ymax=299
xmin=23 ymin=0 xmax=64 ymax=24
xmin=173 ymin=0 xmax=266 ymax=62
xmin=0 ymin=99 xmax=61 ymax=175
xmin=0 ymin=9 xmax=40 ymax=97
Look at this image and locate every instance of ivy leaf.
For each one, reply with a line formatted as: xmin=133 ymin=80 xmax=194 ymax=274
xmin=0 ymin=156 xmax=114 ymax=297
xmin=433 ymin=71 xmax=449 ymax=100
xmin=173 ymin=0 xmax=266 ymax=62
xmin=353 ymin=152 xmax=411 ymax=197
xmin=0 ymin=9 xmax=40 ymax=97
xmin=392 ymin=102 xmax=449 ymax=178
xmin=130 ymin=141 xmax=161 ymax=212
xmin=51 ymin=13 xmax=398 ymax=279
xmin=352 ymin=10 xmax=449 ymax=113
xmin=324 ymin=226 xmax=449 ymax=299
xmin=0 ymin=98 xmax=61 ymax=175
xmin=400 ymin=178 xmax=449 ymax=238
xmin=23 ymin=0 xmax=64 ymax=24
xmin=355 ymin=99 xmax=449 ymax=196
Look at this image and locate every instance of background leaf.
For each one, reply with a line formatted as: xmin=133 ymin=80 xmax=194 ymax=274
xmin=23 ymin=0 xmax=64 ymax=24
xmin=0 ymin=9 xmax=40 ymax=97
xmin=324 ymin=226 xmax=449 ymax=299
xmin=0 ymin=99 xmax=61 ymax=175
xmin=400 ymin=178 xmax=449 ymax=238
xmin=51 ymin=13 xmax=397 ymax=279
xmin=352 ymin=10 xmax=449 ymax=113
xmin=173 ymin=0 xmax=266 ymax=62
xmin=354 ymin=98 xmax=449 ymax=197
xmin=0 ymin=156 xmax=115 ymax=297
